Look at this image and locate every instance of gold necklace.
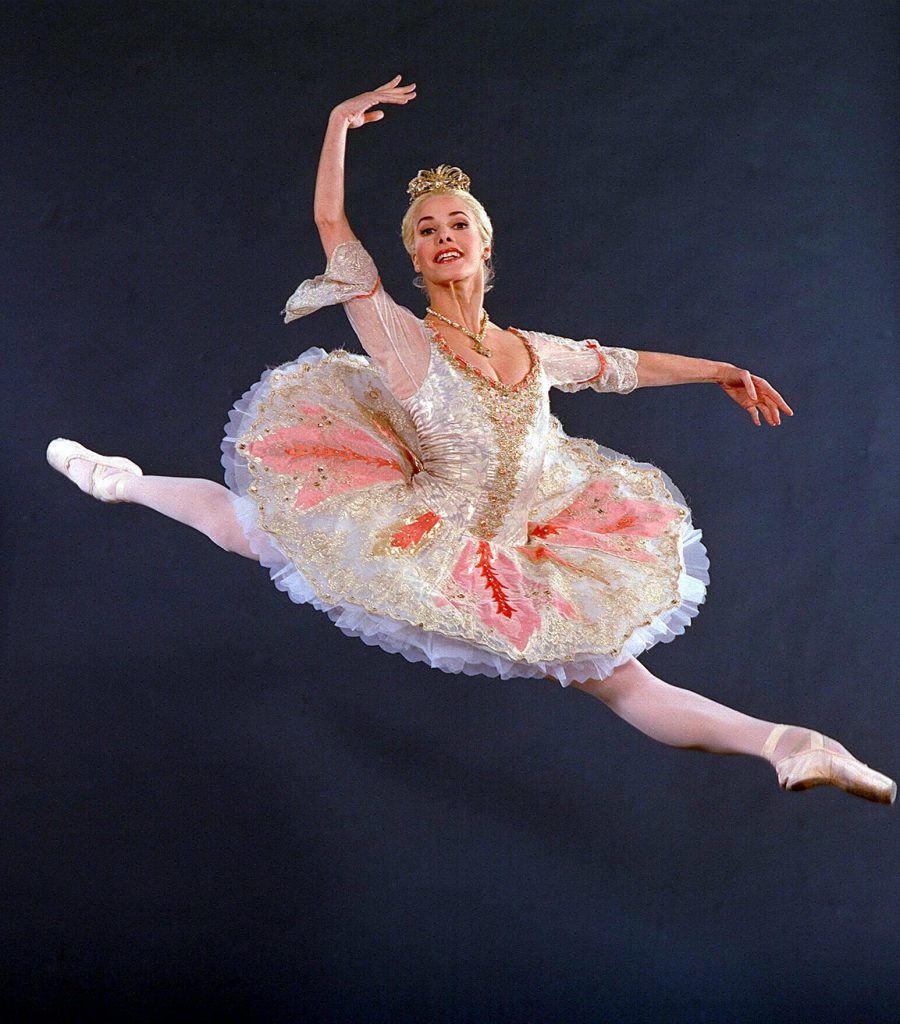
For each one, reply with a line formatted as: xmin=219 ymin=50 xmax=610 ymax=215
xmin=425 ymin=307 xmax=492 ymax=358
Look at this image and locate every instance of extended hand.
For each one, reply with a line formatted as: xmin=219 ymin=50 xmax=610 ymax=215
xmin=332 ymin=75 xmax=416 ymax=129
xmin=716 ymin=365 xmax=794 ymax=426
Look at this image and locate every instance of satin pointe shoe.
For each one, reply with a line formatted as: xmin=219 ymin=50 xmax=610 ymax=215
xmin=46 ymin=438 xmax=143 ymax=503
xmin=762 ymin=724 xmax=896 ymax=805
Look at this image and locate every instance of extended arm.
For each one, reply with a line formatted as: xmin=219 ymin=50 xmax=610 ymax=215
xmin=314 ymin=76 xmax=416 ymax=258
xmin=634 ymin=350 xmax=794 ymax=427
xmin=535 ymin=333 xmax=793 ymax=428
xmin=633 ymin=350 xmax=723 ymax=387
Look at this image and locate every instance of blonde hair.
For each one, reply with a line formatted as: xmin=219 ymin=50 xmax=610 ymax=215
xmin=400 ymin=190 xmax=495 ymax=292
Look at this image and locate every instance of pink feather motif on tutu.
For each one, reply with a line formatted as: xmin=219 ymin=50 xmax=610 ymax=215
xmin=525 ymin=479 xmax=681 ymax=563
xmin=435 ymin=539 xmax=580 ymax=651
xmin=245 ymin=402 xmax=407 ymax=510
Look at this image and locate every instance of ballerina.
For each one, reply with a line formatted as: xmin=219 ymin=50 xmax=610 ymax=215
xmin=48 ymin=76 xmax=894 ymax=805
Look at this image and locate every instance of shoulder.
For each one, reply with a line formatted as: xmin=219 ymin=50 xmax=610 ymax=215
xmin=327 ymin=238 xmax=379 ymax=287
xmin=513 ymin=328 xmax=578 ymax=344
xmin=514 ymin=329 xmax=589 ymax=355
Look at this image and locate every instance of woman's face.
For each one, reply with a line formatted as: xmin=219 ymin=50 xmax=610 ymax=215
xmin=411 ymin=194 xmax=490 ymax=290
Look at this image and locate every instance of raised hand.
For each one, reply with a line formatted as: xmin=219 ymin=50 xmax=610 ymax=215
xmin=331 ymin=75 xmax=417 ymax=130
xmin=716 ymin=365 xmax=794 ymax=426
xmin=314 ymin=77 xmax=416 ymax=256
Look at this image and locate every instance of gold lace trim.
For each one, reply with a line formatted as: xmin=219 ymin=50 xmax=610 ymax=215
xmin=426 ymin=325 xmax=542 ymax=540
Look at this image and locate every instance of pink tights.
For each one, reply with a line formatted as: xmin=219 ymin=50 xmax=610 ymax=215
xmin=117 ymin=473 xmax=821 ymax=766
xmin=566 ymin=662 xmax=809 ymax=761
xmin=118 ymin=474 xmax=259 ymax=560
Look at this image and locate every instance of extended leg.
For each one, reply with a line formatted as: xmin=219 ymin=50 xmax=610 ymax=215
xmin=568 ymin=657 xmax=790 ymax=759
xmin=47 ymin=438 xmax=257 ymax=559
xmin=565 ymin=658 xmax=895 ymax=803
xmin=117 ymin=475 xmax=258 ymax=559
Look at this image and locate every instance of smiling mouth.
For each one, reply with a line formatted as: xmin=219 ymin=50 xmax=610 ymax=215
xmin=434 ymin=249 xmax=463 ymax=263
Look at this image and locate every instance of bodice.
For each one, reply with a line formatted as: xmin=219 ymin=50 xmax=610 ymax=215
xmin=400 ymin=327 xmax=549 ymax=546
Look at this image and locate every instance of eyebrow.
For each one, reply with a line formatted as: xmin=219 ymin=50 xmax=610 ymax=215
xmin=416 ymin=211 xmax=469 ymax=226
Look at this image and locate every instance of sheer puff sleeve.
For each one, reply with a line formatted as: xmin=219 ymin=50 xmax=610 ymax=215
xmin=281 ymin=239 xmax=429 ymax=402
xmin=527 ymin=331 xmax=639 ymax=395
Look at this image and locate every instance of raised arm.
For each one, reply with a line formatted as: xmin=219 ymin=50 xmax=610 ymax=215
xmin=282 ymin=78 xmax=428 ymax=401
xmin=633 ymin=350 xmax=794 ymax=427
xmin=314 ymin=75 xmax=416 ymax=259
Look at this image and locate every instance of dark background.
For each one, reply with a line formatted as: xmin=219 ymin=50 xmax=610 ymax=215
xmin=4 ymin=1 xmax=898 ymax=1020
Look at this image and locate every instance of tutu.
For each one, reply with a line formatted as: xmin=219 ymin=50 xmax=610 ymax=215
xmin=221 ymin=241 xmax=709 ymax=686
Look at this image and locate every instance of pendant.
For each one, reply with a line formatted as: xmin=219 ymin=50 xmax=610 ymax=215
xmin=426 ymin=306 xmax=493 ymax=358
xmin=471 ymin=338 xmax=493 ymax=358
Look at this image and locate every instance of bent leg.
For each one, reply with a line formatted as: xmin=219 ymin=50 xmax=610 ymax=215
xmin=567 ymin=657 xmax=813 ymax=764
xmin=118 ymin=475 xmax=258 ymax=560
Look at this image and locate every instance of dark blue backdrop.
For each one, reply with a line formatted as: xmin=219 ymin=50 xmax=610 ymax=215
xmin=4 ymin=1 xmax=898 ymax=1020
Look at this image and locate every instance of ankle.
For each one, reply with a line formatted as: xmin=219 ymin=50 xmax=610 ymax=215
xmin=763 ymin=724 xmax=852 ymax=766
xmin=767 ymin=725 xmax=811 ymax=765
xmin=114 ymin=471 xmax=141 ymax=502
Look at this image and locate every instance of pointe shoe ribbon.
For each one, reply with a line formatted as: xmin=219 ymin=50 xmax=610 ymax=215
xmin=763 ymin=724 xmax=896 ymax=805
xmin=46 ymin=438 xmax=143 ymax=504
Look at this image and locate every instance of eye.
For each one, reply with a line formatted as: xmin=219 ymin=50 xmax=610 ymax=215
xmin=419 ymin=227 xmax=434 ymax=235
xmin=454 ymin=222 xmax=469 ymax=229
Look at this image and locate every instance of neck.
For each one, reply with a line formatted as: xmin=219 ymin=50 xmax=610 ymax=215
xmin=426 ymin=276 xmax=486 ymax=332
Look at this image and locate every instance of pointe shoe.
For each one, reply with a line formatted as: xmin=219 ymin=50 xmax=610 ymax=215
xmin=762 ymin=724 xmax=896 ymax=805
xmin=46 ymin=438 xmax=143 ymax=503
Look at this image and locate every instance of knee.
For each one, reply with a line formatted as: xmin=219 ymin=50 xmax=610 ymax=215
xmin=211 ymin=522 xmax=258 ymax=560
xmin=574 ymin=658 xmax=644 ymax=704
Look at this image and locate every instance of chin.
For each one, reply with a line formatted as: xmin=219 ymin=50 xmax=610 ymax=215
xmin=428 ymin=267 xmax=477 ymax=286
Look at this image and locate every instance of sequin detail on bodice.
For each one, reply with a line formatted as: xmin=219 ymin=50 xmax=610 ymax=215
xmin=399 ymin=327 xmax=546 ymax=546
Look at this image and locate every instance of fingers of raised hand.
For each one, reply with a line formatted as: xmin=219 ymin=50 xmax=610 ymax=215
xmin=371 ymin=75 xmax=416 ymax=98
xmin=348 ymin=88 xmax=415 ymax=126
xmin=374 ymin=74 xmax=416 ymax=90
xmin=373 ymin=83 xmax=416 ymax=104
xmin=342 ymin=78 xmax=416 ymax=127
